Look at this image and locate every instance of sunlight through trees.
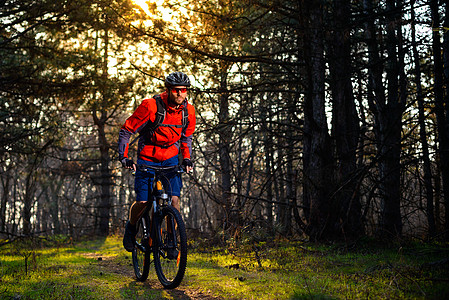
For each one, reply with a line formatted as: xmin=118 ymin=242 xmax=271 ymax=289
xmin=1 ymin=0 xmax=448 ymax=242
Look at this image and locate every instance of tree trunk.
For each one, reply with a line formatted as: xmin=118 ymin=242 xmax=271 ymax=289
xmin=12 ymin=172 xmax=19 ymax=236
xmin=93 ymin=110 xmax=113 ymax=236
xmin=430 ymin=0 xmax=449 ymax=240
xmin=0 ymin=170 xmax=10 ymax=235
xmin=262 ymin=115 xmax=274 ymax=233
xmin=48 ymin=183 xmax=62 ymax=234
xmin=444 ymin=2 xmax=449 ymax=240
xmin=275 ymin=113 xmax=287 ymax=234
xmin=363 ymin=0 xmax=403 ymax=238
xmin=411 ymin=0 xmax=436 ymax=237
xmin=328 ymin=0 xmax=363 ymax=238
xmin=283 ymin=95 xmax=298 ymax=236
xmin=23 ymin=186 xmax=33 ymax=236
xmin=23 ymin=156 xmax=40 ymax=236
xmin=92 ymin=20 xmax=114 ymax=237
xmin=302 ymin=0 xmax=333 ymax=240
xmin=218 ymin=68 xmax=234 ymax=233
xmin=377 ymin=0 xmax=404 ymax=238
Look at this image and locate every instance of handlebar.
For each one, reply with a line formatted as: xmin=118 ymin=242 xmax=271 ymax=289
xmin=133 ymin=164 xmax=185 ymax=175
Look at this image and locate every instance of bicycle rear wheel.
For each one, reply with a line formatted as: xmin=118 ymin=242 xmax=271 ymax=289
xmin=132 ymin=215 xmax=151 ymax=281
xmin=153 ymin=205 xmax=187 ymax=289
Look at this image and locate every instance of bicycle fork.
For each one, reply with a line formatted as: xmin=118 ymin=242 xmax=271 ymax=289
xmin=136 ymin=216 xmax=150 ymax=253
xmin=152 ymin=180 xmax=178 ymax=258
xmin=153 ymin=211 xmax=178 ymax=257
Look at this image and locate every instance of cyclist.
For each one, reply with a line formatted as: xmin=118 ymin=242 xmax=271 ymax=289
xmin=118 ymin=71 xmax=196 ymax=252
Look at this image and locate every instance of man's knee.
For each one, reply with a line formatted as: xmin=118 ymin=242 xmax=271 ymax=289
xmin=171 ymin=196 xmax=180 ymax=211
xmin=129 ymin=201 xmax=148 ymax=225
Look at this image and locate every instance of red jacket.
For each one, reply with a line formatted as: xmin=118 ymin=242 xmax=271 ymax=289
xmin=118 ymin=92 xmax=196 ymax=162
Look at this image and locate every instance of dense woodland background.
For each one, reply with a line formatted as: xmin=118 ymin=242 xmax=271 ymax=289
xmin=1 ymin=0 xmax=448 ymax=243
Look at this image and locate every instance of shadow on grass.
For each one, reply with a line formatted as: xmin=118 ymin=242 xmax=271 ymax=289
xmin=291 ymin=293 xmax=337 ymax=300
xmin=120 ymin=280 xmax=195 ymax=300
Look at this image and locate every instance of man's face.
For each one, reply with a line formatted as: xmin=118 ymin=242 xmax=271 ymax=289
xmin=168 ymin=86 xmax=188 ymax=107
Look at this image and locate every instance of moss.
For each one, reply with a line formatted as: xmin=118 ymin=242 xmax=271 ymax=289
xmin=1 ymin=236 xmax=448 ymax=299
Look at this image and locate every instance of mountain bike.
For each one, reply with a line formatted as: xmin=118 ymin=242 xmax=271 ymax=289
xmin=131 ymin=164 xmax=187 ymax=289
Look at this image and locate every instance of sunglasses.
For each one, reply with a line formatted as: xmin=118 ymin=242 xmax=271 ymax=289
xmin=171 ymin=88 xmax=188 ymax=93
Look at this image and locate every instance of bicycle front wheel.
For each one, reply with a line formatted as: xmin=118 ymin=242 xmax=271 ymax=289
xmin=132 ymin=215 xmax=151 ymax=281
xmin=153 ymin=205 xmax=187 ymax=289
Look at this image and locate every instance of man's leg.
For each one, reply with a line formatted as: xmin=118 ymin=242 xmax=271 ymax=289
xmin=123 ymin=201 xmax=148 ymax=252
xmin=171 ymin=196 xmax=180 ymax=212
xmin=166 ymin=196 xmax=180 ymax=259
xmin=124 ymin=161 xmax=153 ymax=252
xmin=129 ymin=201 xmax=148 ymax=225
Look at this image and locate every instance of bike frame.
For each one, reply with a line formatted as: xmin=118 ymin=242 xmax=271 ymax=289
xmin=135 ymin=165 xmax=180 ymax=253
xmin=131 ymin=164 xmax=187 ymax=289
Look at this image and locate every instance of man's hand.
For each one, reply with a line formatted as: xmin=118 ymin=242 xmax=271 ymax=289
xmin=121 ymin=158 xmax=136 ymax=171
xmin=182 ymin=158 xmax=194 ymax=173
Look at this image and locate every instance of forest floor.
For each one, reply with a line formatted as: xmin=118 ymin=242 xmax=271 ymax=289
xmin=1 ymin=235 xmax=449 ymax=299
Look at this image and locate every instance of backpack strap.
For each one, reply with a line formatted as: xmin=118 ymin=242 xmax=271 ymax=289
xmin=156 ymin=99 xmax=188 ymax=131
xmin=181 ymin=102 xmax=189 ymax=132
xmin=146 ymin=95 xmax=166 ymax=132
xmin=141 ymin=95 xmax=166 ymax=143
xmin=129 ymin=95 xmax=166 ymax=146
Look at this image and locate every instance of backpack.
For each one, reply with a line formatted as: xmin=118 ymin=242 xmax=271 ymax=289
xmin=129 ymin=94 xmax=189 ymax=147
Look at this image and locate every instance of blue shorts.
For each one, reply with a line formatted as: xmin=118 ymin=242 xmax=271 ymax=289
xmin=134 ymin=156 xmax=182 ymax=202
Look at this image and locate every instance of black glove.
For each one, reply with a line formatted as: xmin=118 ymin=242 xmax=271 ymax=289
xmin=181 ymin=158 xmax=193 ymax=170
xmin=121 ymin=158 xmax=135 ymax=169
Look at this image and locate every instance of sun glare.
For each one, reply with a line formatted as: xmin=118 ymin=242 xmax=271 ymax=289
xmin=133 ymin=0 xmax=151 ymax=15
xmin=132 ymin=0 xmax=174 ymax=22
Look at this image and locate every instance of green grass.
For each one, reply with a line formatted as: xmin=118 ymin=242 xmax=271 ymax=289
xmin=1 ymin=236 xmax=448 ymax=299
xmin=0 ymin=236 xmax=165 ymax=299
xmin=184 ymin=238 xmax=449 ymax=299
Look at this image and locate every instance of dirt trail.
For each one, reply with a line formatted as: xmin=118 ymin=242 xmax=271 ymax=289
xmin=91 ymin=253 xmax=222 ymax=300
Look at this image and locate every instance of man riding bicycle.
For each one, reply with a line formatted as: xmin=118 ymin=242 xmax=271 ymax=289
xmin=117 ymin=71 xmax=196 ymax=252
